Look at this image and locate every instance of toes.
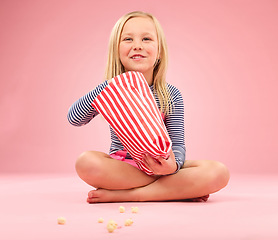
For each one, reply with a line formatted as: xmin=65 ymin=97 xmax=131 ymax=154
xmin=88 ymin=189 xmax=100 ymax=198
xmin=87 ymin=189 xmax=101 ymax=201
xmin=185 ymin=194 xmax=210 ymax=202
xmin=87 ymin=192 xmax=99 ymax=203
xmin=202 ymin=194 xmax=210 ymax=202
xmin=87 ymin=197 xmax=98 ymax=203
xmin=88 ymin=190 xmax=95 ymax=198
xmin=87 ymin=189 xmax=105 ymax=203
xmin=204 ymin=194 xmax=210 ymax=201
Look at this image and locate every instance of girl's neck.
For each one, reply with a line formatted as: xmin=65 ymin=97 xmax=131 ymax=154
xmin=143 ymin=71 xmax=154 ymax=86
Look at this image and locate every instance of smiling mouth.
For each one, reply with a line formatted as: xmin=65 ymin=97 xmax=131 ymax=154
xmin=131 ymin=55 xmax=145 ymax=59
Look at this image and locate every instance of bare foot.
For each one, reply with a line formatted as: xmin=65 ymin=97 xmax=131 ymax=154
xmin=87 ymin=188 xmax=136 ymax=203
xmin=87 ymin=189 xmax=112 ymax=203
xmin=185 ymin=194 xmax=210 ymax=202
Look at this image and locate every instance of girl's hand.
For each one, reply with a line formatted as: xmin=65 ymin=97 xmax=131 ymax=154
xmin=142 ymin=150 xmax=177 ymax=176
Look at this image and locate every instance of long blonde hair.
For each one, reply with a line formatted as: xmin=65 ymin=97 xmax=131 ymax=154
xmin=104 ymin=11 xmax=172 ymax=114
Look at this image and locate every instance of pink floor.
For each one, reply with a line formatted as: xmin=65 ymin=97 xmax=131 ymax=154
xmin=1 ymin=174 xmax=277 ymax=240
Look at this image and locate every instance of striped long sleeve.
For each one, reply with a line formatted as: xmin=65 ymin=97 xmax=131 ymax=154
xmin=162 ymin=85 xmax=186 ymax=172
xmin=67 ymin=81 xmax=108 ymax=126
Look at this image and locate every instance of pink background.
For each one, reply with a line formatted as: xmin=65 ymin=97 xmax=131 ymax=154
xmin=0 ymin=0 xmax=277 ymax=175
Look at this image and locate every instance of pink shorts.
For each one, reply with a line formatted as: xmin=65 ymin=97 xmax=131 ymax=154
xmin=110 ymin=150 xmax=139 ymax=169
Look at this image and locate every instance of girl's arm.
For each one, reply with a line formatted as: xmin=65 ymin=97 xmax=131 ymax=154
xmin=67 ymin=81 xmax=108 ymax=126
xmin=165 ymin=88 xmax=186 ymax=173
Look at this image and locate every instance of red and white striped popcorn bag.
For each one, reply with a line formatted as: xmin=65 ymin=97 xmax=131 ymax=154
xmin=91 ymin=71 xmax=172 ymax=175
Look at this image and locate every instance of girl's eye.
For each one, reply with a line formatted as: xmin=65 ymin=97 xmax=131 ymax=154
xmin=123 ymin=38 xmax=132 ymax=41
xmin=143 ymin=37 xmax=151 ymax=41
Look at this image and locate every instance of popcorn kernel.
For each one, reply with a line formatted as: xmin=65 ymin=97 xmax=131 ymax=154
xmin=119 ymin=206 xmax=125 ymax=213
xmin=131 ymin=207 xmax=139 ymax=213
xmin=57 ymin=217 xmax=66 ymax=225
xmin=107 ymin=220 xmax=118 ymax=231
xmin=107 ymin=224 xmax=115 ymax=233
xmin=124 ymin=218 xmax=134 ymax=226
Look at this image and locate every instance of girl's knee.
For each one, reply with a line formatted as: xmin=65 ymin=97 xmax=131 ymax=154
xmin=75 ymin=151 xmax=102 ymax=179
xmin=76 ymin=151 xmax=90 ymax=172
xmin=208 ymin=161 xmax=230 ymax=192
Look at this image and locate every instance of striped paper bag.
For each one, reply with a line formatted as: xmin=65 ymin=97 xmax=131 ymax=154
xmin=91 ymin=71 xmax=172 ymax=175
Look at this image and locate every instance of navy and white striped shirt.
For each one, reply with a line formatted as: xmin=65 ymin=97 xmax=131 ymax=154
xmin=67 ymin=80 xmax=186 ymax=172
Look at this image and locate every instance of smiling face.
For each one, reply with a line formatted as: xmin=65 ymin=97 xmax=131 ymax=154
xmin=119 ymin=17 xmax=159 ymax=85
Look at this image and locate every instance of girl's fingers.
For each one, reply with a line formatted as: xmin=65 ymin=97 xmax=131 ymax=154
xmin=142 ymin=152 xmax=177 ymax=175
xmin=142 ymin=154 xmax=154 ymax=173
xmin=143 ymin=153 xmax=163 ymax=174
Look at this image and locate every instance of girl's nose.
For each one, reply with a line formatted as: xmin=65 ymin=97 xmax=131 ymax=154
xmin=133 ymin=41 xmax=143 ymax=50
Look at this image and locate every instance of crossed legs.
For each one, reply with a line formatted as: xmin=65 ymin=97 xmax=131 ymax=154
xmin=75 ymin=151 xmax=230 ymax=203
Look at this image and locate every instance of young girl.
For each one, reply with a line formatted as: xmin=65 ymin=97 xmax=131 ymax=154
xmin=67 ymin=11 xmax=230 ymax=203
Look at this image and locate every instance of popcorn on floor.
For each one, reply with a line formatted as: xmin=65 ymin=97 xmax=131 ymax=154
xmin=119 ymin=206 xmax=125 ymax=213
xmin=131 ymin=207 xmax=139 ymax=213
xmin=107 ymin=220 xmax=118 ymax=233
xmin=57 ymin=217 xmax=66 ymax=225
xmin=107 ymin=224 xmax=115 ymax=233
xmin=124 ymin=218 xmax=134 ymax=226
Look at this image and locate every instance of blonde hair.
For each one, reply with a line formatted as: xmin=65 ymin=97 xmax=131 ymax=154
xmin=104 ymin=11 xmax=172 ymax=114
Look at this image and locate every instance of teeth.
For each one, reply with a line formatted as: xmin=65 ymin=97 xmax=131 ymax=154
xmin=132 ymin=56 xmax=143 ymax=59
